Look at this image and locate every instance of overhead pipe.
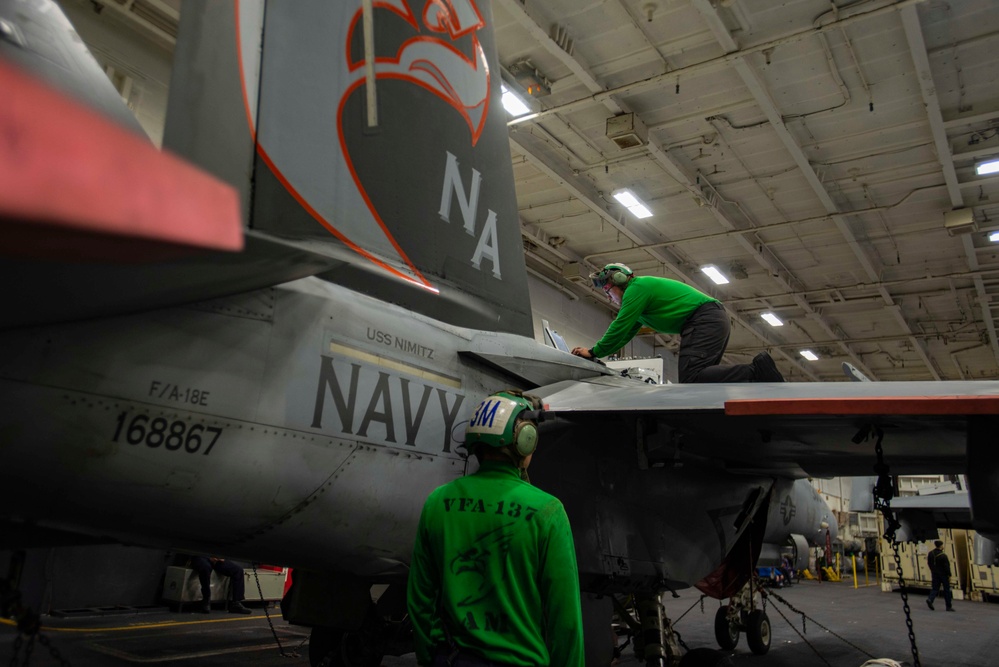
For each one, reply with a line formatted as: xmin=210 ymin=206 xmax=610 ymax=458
xmin=508 ymin=0 xmax=927 ymax=127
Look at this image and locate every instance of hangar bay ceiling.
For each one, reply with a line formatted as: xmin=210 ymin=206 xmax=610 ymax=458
xmin=65 ymin=0 xmax=999 ymax=382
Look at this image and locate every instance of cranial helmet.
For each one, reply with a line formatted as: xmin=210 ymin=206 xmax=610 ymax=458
xmin=465 ymin=390 xmax=544 ymax=457
xmin=589 ymin=263 xmax=633 ymax=289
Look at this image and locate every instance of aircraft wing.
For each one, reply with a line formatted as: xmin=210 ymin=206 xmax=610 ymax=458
xmin=534 ymin=375 xmax=999 ymax=478
xmin=888 ymin=492 xmax=973 ymax=541
xmin=1 ymin=230 xmax=353 ymax=330
xmin=0 ymin=56 xmax=346 ymax=330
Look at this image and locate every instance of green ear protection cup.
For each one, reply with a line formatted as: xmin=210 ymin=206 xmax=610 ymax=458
xmin=589 ymin=263 xmax=632 ymax=289
xmin=610 ymin=270 xmax=631 ymax=286
xmin=511 ymin=420 xmax=538 ymax=457
xmin=604 ymin=263 xmax=633 ymax=287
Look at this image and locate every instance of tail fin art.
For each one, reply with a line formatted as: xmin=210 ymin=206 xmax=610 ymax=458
xmin=164 ymin=0 xmax=533 ymax=336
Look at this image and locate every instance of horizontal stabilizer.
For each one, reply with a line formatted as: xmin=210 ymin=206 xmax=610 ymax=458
xmin=0 ymin=231 xmax=341 ymax=330
xmin=891 ymin=492 xmax=971 ymax=512
xmin=0 ymin=52 xmax=359 ymax=330
xmin=0 ymin=59 xmax=243 ymax=262
xmin=879 ymin=494 xmax=973 ymax=541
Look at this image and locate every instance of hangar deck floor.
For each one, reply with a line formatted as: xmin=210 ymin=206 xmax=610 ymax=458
xmin=651 ymin=579 xmax=999 ymax=666
xmin=1 ymin=581 xmax=996 ymax=666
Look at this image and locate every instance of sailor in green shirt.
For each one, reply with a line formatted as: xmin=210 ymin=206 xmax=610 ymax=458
xmin=407 ymin=391 xmax=584 ymax=667
xmin=572 ymin=263 xmax=784 ymax=383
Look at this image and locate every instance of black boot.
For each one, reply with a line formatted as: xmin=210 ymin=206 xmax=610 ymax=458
xmin=752 ymin=352 xmax=785 ymax=382
xmin=228 ymin=601 xmax=252 ymax=614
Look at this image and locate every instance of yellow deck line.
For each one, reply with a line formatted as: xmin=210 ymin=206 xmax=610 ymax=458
xmin=1 ymin=615 xmax=267 ymax=633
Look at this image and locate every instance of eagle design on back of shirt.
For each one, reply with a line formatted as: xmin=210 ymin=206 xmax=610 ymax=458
xmin=449 ymin=522 xmax=515 ymax=606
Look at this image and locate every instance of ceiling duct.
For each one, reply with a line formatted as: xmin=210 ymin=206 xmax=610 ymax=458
xmin=944 ymin=208 xmax=978 ymax=236
xmin=508 ymin=60 xmax=551 ymax=97
xmin=561 ymin=262 xmax=591 ymax=281
xmin=606 ymin=113 xmax=648 ymax=149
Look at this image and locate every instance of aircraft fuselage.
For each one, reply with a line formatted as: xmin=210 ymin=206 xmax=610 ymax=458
xmin=0 ymin=280 xmax=769 ymax=591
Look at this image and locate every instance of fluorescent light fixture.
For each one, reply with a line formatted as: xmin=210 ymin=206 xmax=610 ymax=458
xmin=990 ymin=231 xmax=999 ymax=243
xmin=613 ymin=190 xmax=641 ymax=207
xmin=800 ymin=350 xmax=819 ymax=361
xmin=612 ymin=189 xmax=653 ymax=219
xmin=500 ymin=85 xmax=530 ymax=117
xmin=976 ymin=159 xmax=999 ymax=176
xmin=700 ymin=265 xmax=730 ymax=285
xmin=761 ymin=312 xmax=784 ymax=327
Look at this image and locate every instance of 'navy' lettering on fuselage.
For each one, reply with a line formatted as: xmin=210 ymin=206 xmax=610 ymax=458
xmin=311 ymin=355 xmax=463 ymax=452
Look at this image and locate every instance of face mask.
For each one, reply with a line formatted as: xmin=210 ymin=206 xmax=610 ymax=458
xmin=604 ymin=284 xmax=621 ymax=306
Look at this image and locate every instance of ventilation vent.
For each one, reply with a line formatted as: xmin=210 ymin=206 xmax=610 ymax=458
xmin=606 ymin=113 xmax=648 ymax=150
xmin=944 ymin=208 xmax=977 ymax=236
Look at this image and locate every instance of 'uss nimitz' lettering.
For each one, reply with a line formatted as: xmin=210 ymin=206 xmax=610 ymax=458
xmin=366 ymin=328 xmax=435 ymax=359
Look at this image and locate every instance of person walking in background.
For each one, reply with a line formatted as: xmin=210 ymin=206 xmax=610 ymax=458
xmin=926 ymin=540 xmax=954 ymax=612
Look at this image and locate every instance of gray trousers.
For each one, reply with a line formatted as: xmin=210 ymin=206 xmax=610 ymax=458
xmin=678 ymin=302 xmax=754 ymax=383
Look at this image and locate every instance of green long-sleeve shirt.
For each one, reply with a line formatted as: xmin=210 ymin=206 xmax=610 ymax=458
xmin=407 ymin=460 xmax=584 ymax=667
xmin=591 ymin=275 xmax=717 ymax=357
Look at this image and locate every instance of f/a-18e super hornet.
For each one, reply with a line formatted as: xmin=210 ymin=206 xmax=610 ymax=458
xmin=2 ymin=1 xmax=998 ymax=666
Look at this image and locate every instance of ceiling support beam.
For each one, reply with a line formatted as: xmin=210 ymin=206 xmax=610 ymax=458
xmin=509 ymin=133 xmax=688 ymax=278
xmin=900 ymin=4 xmax=999 ymax=370
xmin=899 ymin=7 xmax=963 ymax=206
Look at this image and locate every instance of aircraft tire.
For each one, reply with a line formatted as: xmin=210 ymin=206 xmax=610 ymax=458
xmin=678 ymin=647 xmax=734 ymax=666
xmin=712 ymin=606 xmax=739 ymax=651
xmin=745 ymin=610 xmax=771 ymax=655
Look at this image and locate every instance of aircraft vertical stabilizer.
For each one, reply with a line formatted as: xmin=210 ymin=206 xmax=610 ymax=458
xmin=164 ymin=0 xmax=533 ymax=336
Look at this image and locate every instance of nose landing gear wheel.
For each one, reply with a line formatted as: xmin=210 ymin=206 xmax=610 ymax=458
xmin=712 ymin=606 xmax=739 ymax=651
xmin=745 ymin=610 xmax=771 ymax=655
